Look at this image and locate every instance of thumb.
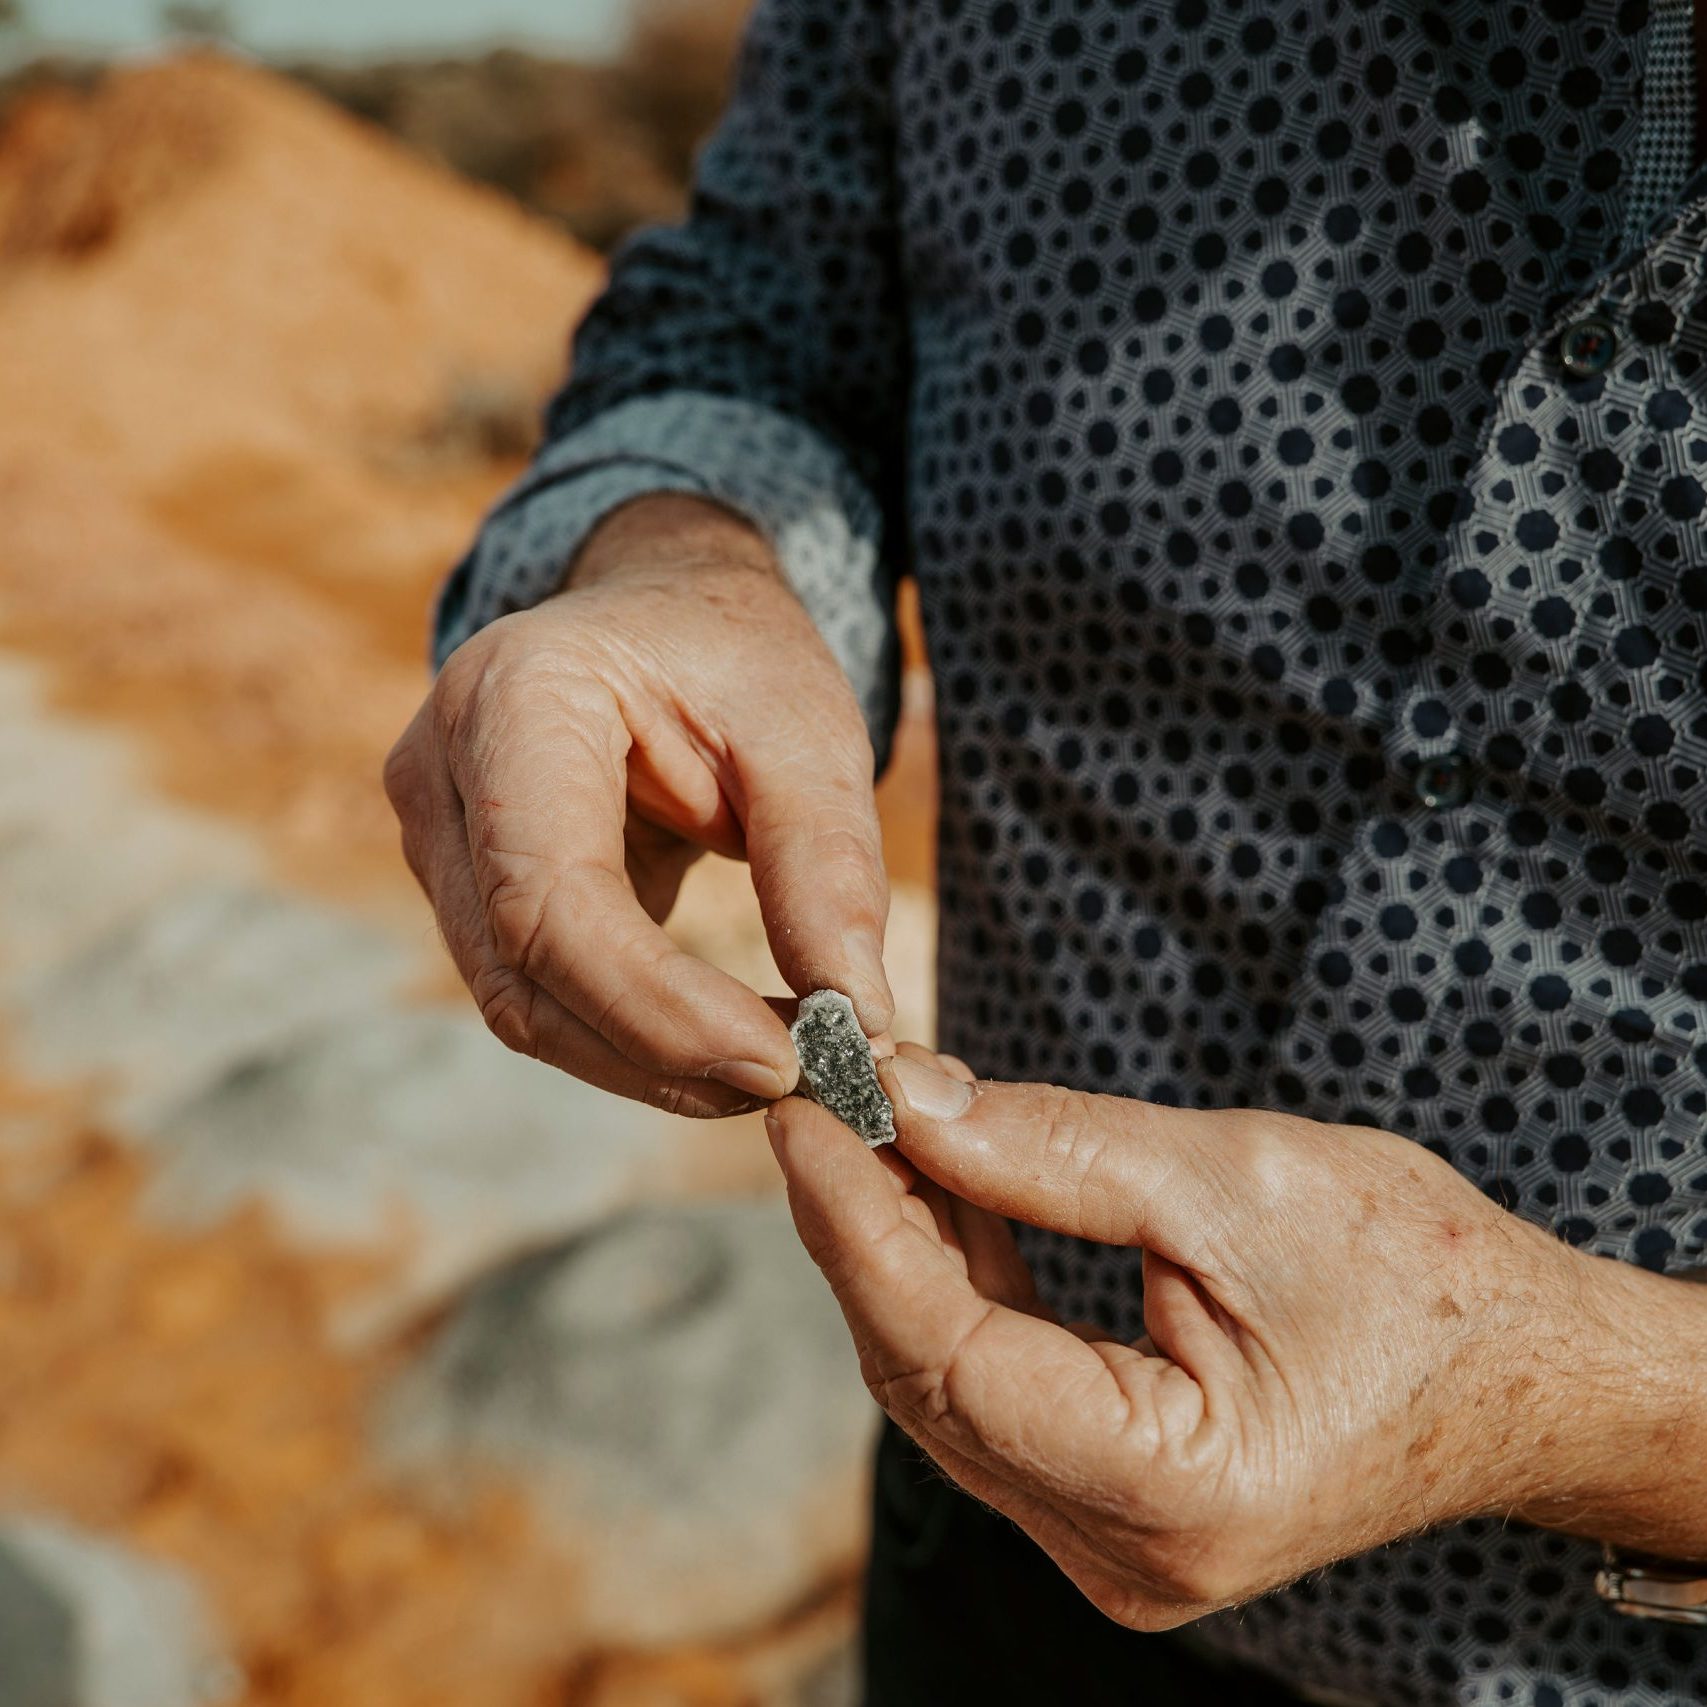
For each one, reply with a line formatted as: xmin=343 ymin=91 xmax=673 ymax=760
xmin=738 ymin=732 xmax=894 ymax=1036
xmin=876 ymin=1058 xmax=1226 ymax=1255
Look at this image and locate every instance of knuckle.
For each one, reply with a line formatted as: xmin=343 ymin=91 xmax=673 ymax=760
xmin=643 ymin=1077 xmax=694 ymax=1117
xmin=875 ymin=1365 xmax=953 ymax=1429
xmin=815 ymin=718 xmax=876 ymax=786
xmin=778 ymin=658 xmax=871 ymax=743
xmin=804 ymin=807 xmax=880 ymax=873
xmin=1035 ymin=1087 xmax=1118 ymax=1212
xmin=787 ymin=1198 xmax=844 ymax=1281
xmin=485 ymin=870 xmax=558 ymax=977
xmin=873 ymin=1299 xmax=998 ymax=1436
xmin=1034 ymin=1084 xmax=1089 ymax=1162
xmin=1093 ymin=1580 xmax=1205 ymax=1632
xmin=380 ymin=735 xmax=419 ymax=815
xmin=1079 ymin=1577 xmax=1155 ymax=1629
xmin=434 ymin=629 xmax=622 ymax=758
xmin=431 ymin=641 xmax=488 ymax=722
xmin=397 ymin=828 xmax=430 ymax=893
xmin=1077 ymin=1535 xmax=1248 ymax=1625
xmin=759 ymin=807 xmax=885 ymax=917
xmin=545 ymin=667 xmax=626 ymax=729
xmin=1151 ymin=1542 xmax=1250 ymax=1611
xmin=1221 ymin=1109 xmax=1302 ymax=1205
xmin=641 ymin=1076 xmax=733 ymax=1120
xmin=1098 ymin=1596 xmax=1182 ymax=1634
xmin=588 ymin=969 xmax=672 ymax=1064
xmin=470 ymin=962 xmax=541 ymax=1059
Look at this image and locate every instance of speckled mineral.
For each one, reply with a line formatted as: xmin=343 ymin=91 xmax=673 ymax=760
xmin=789 ymin=989 xmax=895 ymax=1147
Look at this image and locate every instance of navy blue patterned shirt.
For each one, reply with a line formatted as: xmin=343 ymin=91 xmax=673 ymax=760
xmin=439 ymin=5 xmax=1707 ymax=1701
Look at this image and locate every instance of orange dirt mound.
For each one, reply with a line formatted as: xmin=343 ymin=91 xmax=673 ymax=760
xmin=0 ymin=49 xmax=927 ymax=1704
xmin=0 ymin=52 xmax=603 ymax=909
xmin=0 ymin=52 xmax=601 ymax=461
xmin=0 ymin=50 xmax=933 ymax=904
xmin=0 ymin=72 xmax=231 ymax=261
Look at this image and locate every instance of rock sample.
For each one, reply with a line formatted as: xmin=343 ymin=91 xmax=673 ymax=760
xmin=379 ymin=1201 xmax=877 ymax=1645
xmin=0 ymin=1517 xmax=231 ymax=1707
xmin=789 ymin=989 xmax=895 ymax=1147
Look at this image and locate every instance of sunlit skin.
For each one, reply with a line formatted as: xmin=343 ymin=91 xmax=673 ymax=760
xmin=389 ymin=492 xmax=1707 ymax=1617
xmin=384 ymin=493 xmax=893 ymax=1117
xmin=768 ymin=1047 xmax=1707 ymax=1627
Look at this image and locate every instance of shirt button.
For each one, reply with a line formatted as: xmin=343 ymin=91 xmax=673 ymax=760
xmin=1558 ymin=316 xmax=1618 ymax=378
xmin=1416 ymin=751 xmax=1471 ymax=811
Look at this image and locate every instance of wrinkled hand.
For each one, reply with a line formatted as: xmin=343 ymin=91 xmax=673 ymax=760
xmin=767 ymin=1048 xmax=1594 ymax=1628
xmin=385 ymin=494 xmax=892 ymax=1116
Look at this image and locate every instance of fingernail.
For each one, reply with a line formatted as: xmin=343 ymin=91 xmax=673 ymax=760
xmin=763 ymin=1109 xmax=783 ymax=1151
xmin=711 ymin=1059 xmax=789 ymax=1101
xmin=883 ymin=1056 xmax=973 ymax=1121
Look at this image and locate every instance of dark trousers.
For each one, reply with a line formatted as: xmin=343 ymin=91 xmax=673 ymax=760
xmin=861 ymin=1421 xmax=1303 ymax=1707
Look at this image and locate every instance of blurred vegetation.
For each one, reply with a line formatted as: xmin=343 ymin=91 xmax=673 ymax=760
xmin=291 ymin=0 xmax=747 ymax=252
xmin=292 ymin=0 xmax=749 ymax=252
xmin=0 ymin=0 xmax=750 ymax=253
xmin=158 ymin=1 xmax=237 ymax=43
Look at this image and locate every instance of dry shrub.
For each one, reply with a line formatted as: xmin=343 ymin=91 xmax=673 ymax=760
xmin=620 ymin=0 xmax=753 ymax=182
xmin=0 ymin=61 xmax=229 ymax=261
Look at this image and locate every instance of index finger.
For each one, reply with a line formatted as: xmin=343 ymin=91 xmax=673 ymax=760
xmin=740 ymin=733 xmax=894 ymax=1035
xmin=447 ymin=676 xmax=799 ymax=1097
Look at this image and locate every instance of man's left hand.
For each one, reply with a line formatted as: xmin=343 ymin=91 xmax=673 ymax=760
xmin=766 ymin=1047 xmax=1693 ymax=1629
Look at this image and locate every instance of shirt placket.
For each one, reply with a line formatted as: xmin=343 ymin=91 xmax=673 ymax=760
xmin=1271 ymin=196 xmax=1707 ymax=1265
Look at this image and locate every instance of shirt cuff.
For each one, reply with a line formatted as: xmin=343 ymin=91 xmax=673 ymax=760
xmin=433 ymin=392 xmax=902 ymax=767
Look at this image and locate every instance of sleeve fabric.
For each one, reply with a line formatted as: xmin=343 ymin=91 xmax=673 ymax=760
xmin=434 ymin=0 xmax=909 ymax=763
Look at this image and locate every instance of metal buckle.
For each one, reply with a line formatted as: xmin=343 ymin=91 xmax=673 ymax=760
xmin=1596 ymin=1546 xmax=1707 ymax=1624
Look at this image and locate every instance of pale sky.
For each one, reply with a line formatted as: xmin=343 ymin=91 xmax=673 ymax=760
xmin=11 ymin=0 xmax=632 ymax=61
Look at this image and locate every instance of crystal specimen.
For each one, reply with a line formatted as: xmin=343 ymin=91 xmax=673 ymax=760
xmin=788 ymin=989 xmax=896 ymax=1147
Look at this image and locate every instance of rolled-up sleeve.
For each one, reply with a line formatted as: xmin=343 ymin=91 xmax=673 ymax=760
xmin=435 ymin=0 xmax=909 ymax=764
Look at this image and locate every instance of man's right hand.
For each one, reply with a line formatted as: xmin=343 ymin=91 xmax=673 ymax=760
xmin=383 ymin=494 xmax=894 ymax=1117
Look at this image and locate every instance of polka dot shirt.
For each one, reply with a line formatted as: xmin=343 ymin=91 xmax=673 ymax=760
xmin=438 ymin=4 xmax=1707 ymax=1701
